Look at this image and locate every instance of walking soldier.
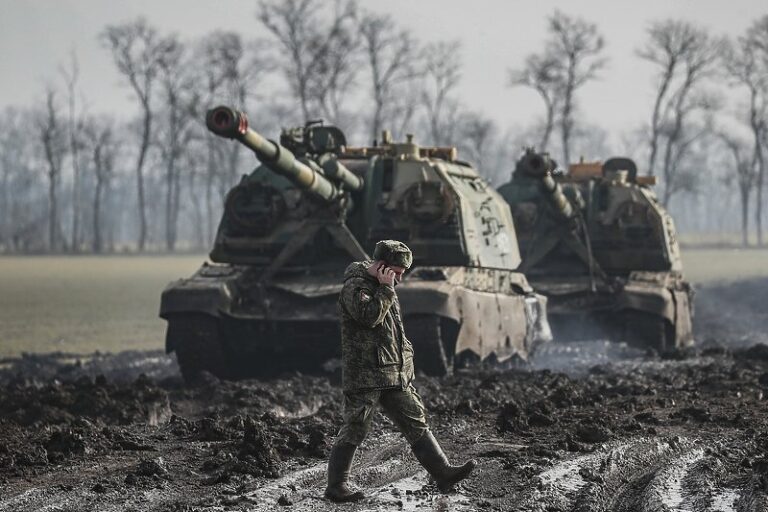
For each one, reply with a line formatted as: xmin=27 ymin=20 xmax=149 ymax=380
xmin=325 ymin=240 xmax=476 ymax=502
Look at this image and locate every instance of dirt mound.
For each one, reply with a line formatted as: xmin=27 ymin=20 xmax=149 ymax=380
xmin=695 ymin=277 xmax=768 ymax=348
xmin=0 ymin=373 xmax=171 ymax=427
xmin=202 ymin=416 xmax=281 ymax=484
xmin=0 ymin=354 xmax=342 ymax=492
xmin=0 ymin=350 xmax=180 ymax=385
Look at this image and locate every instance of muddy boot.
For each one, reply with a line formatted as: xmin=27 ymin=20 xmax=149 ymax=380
xmin=411 ymin=431 xmax=476 ymax=493
xmin=324 ymin=442 xmax=365 ymax=502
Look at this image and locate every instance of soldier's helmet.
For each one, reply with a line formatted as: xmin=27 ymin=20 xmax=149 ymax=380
xmin=373 ymin=240 xmax=413 ymax=269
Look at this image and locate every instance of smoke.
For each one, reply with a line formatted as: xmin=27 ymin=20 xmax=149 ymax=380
xmin=693 ymin=277 xmax=768 ymax=349
xmin=530 ymin=276 xmax=768 ymax=375
xmin=531 ymin=338 xmax=646 ymax=376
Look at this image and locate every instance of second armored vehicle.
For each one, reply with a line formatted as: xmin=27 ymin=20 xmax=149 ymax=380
xmin=498 ymin=150 xmax=693 ymax=351
xmin=160 ymin=107 xmax=551 ymax=381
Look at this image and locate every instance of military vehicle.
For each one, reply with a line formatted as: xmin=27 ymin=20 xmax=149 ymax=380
xmin=497 ymin=149 xmax=693 ymax=351
xmin=160 ymin=106 xmax=551 ymax=381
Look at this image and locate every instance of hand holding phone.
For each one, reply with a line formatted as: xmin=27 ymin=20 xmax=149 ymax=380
xmin=367 ymin=262 xmax=396 ymax=286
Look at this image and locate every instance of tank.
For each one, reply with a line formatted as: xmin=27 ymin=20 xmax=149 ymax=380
xmin=497 ymin=149 xmax=693 ymax=351
xmin=159 ymin=106 xmax=551 ymax=382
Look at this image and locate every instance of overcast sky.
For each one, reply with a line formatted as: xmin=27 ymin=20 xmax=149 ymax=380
xmin=0 ymin=0 xmax=765 ymax=140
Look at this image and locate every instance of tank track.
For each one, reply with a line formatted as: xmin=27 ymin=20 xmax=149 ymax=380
xmin=405 ymin=314 xmax=452 ymax=377
xmin=622 ymin=310 xmax=675 ymax=353
xmin=546 ymin=310 xmax=677 ymax=353
xmin=166 ymin=314 xmax=229 ymax=383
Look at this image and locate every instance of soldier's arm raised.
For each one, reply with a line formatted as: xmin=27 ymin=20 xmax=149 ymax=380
xmin=342 ymin=278 xmax=395 ymax=328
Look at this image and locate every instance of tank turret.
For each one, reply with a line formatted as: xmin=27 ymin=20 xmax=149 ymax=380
xmin=516 ymin=149 xmax=577 ymax=221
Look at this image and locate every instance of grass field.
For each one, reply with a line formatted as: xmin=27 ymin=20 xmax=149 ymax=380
xmin=1 ymin=248 xmax=768 ymax=358
xmin=683 ymin=248 xmax=768 ymax=283
xmin=0 ymin=255 xmax=203 ymax=358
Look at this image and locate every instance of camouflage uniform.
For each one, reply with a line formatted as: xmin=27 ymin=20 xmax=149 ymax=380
xmin=325 ymin=240 xmax=475 ymax=503
xmin=335 ymin=259 xmax=428 ymax=446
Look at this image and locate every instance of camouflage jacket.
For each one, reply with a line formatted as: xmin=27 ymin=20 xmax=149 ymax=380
xmin=338 ymin=261 xmax=415 ymax=391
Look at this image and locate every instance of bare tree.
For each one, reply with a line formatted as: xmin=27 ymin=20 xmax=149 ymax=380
xmin=666 ymin=41 xmax=721 ymax=206
xmin=546 ymin=11 xmax=606 ymax=167
xmin=510 ymin=12 xmax=605 ymax=162
xmin=181 ymin=142 xmax=209 ymax=251
xmin=311 ymin=22 xmax=361 ymax=126
xmin=359 ymin=12 xmax=420 ymax=142
xmin=458 ymin=112 xmax=496 ymax=172
xmin=84 ymin=117 xmax=118 ymax=253
xmin=36 ymin=88 xmax=69 ymax=252
xmin=509 ymin=52 xmax=562 ymax=151
xmin=198 ymin=31 xmax=241 ymax=245
xmin=196 ymin=31 xmax=255 ymax=113
xmin=662 ymin=69 xmax=719 ymax=187
xmin=734 ymin=16 xmax=768 ymax=246
xmin=100 ymin=18 xmax=173 ymax=251
xmin=638 ymin=20 xmax=700 ymax=176
xmin=259 ymin=0 xmax=359 ymax=124
xmin=60 ymin=50 xmax=87 ymax=252
xmin=571 ymin=122 xmax=612 ymax=161
xmin=0 ymin=108 xmax=43 ymax=252
xmin=663 ymin=111 xmax=720 ymax=207
xmin=639 ymin=20 xmax=722 ymax=206
xmin=718 ymin=132 xmax=756 ymax=246
xmin=0 ymin=110 xmax=17 ymax=249
xmin=156 ymin=36 xmax=200 ymax=251
xmin=196 ymin=31 xmax=274 ymax=244
xmin=422 ymin=40 xmax=462 ymax=145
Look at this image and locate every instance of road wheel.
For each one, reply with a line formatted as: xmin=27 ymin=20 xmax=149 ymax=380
xmin=167 ymin=314 xmax=228 ymax=384
xmin=405 ymin=314 xmax=452 ymax=377
xmin=623 ymin=311 xmax=673 ymax=353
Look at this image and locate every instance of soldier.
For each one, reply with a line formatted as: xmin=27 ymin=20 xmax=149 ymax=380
xmin=325 ymin=240 xmax=476 ymax=502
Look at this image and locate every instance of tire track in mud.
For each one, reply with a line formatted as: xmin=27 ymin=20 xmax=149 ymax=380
xmin=0 ymin=483 xmax=181 ymax=512
xmin=512 ymin=436 xmax=767 ymax=512
xmin=0 ymin=451 xmax=197 ymax=512
xmin=238 ymin=434 xmax=471 ymax=511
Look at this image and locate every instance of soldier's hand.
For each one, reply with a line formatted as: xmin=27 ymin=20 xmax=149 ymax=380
xmin=368 ymin=263 xmax=395 ymax=287
xmin=379 ymin=265 xmax=396 ymax=286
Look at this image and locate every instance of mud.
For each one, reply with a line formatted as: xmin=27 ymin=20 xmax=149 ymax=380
xmin=1 ymin=278 xmax=768 ymax=511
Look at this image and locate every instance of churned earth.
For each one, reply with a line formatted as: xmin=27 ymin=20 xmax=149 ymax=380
xmin=1 ymin=278 xmax=768 ymax=512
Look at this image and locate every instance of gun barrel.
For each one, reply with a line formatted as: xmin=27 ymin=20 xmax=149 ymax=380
xmin=540 ymin=173 xmax=575 ymax=219
xmin=318 ymin=154 xmax=363 ymax=192
xmin=206 ymin=106 xmax=340 ymax=202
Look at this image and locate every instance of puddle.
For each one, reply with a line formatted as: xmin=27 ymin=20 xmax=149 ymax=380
xmin=242 ymin=461 xmax=327 ymax=510
xmin=270 ymin=398 xmax=324 ymax=419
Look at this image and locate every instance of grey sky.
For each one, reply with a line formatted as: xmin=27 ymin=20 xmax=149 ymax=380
xmin=0 ymin=0 xmax=765 ymax=140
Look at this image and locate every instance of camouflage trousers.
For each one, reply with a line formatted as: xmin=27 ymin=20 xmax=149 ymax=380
xmin=335 ymin=384 xmax=429 ymax=446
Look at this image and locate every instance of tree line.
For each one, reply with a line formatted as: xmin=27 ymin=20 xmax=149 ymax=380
xmin=1 ymin=1 xmax=767 ymax=253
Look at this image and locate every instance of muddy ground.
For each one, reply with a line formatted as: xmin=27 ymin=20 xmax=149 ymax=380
xmin=1 ymin=279 xmax=768 ymax=511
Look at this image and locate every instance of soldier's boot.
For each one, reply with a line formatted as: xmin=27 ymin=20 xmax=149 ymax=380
xmin=411 ymin=430 xmax=476 ymax=493
xmin=324 ymin=442 xmax=365 ymax=502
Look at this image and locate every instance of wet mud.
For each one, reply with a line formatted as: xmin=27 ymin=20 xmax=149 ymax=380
xmin=1 ymin=278 xmax=768 ymax=511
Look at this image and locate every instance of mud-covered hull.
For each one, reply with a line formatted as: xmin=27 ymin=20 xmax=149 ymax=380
xmin=397 ymin=266 xmax=551 ymax=364
xmin=531 ymin=271 xmax=693 ymax=350
xmin=159 ymin=264 xmax=551 ymax=380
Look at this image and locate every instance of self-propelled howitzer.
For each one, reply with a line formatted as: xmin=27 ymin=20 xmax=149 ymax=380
xmin=160 ymin=106 xmax=551 ymax=382
xmin=498 ymin=149 xmax=693 ymax=351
